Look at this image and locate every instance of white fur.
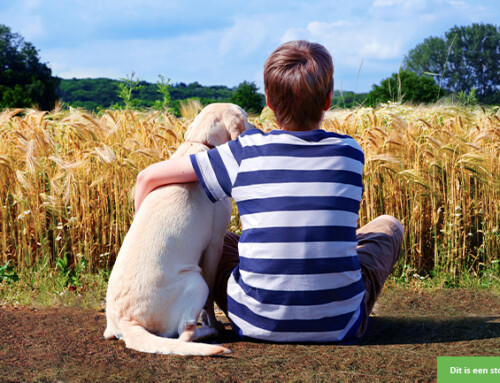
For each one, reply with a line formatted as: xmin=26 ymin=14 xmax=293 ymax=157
xmin=104 ymin=103 xmax=252 ymax=356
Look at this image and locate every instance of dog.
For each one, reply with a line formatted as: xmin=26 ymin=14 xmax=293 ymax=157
xmin=104 ymin=103 xmax=252 ymax=356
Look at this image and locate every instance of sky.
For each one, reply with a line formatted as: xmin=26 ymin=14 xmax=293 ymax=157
xmin=1 ymin=0 xmax=498 ymax=93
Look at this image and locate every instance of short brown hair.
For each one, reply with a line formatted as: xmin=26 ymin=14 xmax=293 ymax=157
xmin=264 ymin=40 xmax=333 ymax=131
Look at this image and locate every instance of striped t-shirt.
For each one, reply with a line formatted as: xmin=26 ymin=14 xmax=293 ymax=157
xmin=190 ymin=128 xmax=365 ymax=343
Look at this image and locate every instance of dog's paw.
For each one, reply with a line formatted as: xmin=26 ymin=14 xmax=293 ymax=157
xmin=200 ymin=309 xmax=226 ymax=332
xmin=193 ymin=325 xmax=219 ymax=341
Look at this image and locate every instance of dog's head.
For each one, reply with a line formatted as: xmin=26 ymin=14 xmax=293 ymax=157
xmin=184 ymin=103 xmax=253 ymax=147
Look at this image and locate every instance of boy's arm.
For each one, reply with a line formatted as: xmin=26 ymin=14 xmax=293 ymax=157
xmin=134 ymin=156 xmax=198 ymax=212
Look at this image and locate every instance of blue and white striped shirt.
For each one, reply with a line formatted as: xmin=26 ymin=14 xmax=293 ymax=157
xmin=190 ymin=128 xmax=365 ymax=343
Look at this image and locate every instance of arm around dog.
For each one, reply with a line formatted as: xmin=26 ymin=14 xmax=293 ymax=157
xmin=134 ymin=156 xmax=198 ymax=212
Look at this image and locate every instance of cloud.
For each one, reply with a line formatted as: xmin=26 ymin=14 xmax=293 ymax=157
xmin=280 ymin=15 xmax=417 ymax=91
xmin=283 ymin=20 xmax=406 ymax=65
xmin=219 ymin=17 xmax=270 ymax=57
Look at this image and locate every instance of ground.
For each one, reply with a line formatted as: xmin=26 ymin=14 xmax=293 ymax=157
xmin=0 ymin=287 xmax=499 ymax=383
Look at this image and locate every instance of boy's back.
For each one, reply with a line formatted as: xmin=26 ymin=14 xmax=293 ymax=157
xmin=191 ymin=126 xmax=366 ymax=342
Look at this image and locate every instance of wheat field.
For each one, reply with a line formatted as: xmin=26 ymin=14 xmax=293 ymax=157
xmin=0 ymin=101 xmax=498 ymax=281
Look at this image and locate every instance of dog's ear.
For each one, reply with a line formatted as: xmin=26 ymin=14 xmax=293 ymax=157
xmin=228 ymin=118 xmax=248 ymax=140
xmin=227 ymin=106 xmax=252 ymax=140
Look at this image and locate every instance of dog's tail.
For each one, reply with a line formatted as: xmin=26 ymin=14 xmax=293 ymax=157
xmin=119 ymin=320 xmax=230 ymax=356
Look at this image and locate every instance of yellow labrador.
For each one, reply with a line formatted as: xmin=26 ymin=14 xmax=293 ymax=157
xmin=104 ymin=103 xmax=251 ymax=355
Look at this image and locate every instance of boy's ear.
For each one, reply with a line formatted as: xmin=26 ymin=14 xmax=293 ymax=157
xmin=265 ymin=92 xmax=273 ymax=110
xmin=323 ymin=91 xmax=333 ymax=111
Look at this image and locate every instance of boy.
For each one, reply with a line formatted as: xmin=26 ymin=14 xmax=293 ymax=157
xmin=134 ymin=40 xmax=404 ymax=343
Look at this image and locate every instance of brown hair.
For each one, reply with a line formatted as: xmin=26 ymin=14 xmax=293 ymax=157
xmin=264 ymin=40 xmax=333 ymax=131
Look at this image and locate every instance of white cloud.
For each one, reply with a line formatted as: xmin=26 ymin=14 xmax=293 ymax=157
xmin=280 ymin=17 xmax=417 ymax=91
xmin=359 ymin=40 xmax=403 ymax=60
xmin=219 ymin=17 xmax=269 ymax=57
xmin=280 ymin=28 xmax=303 ymax=43
xmin=307 ymin=20 xmax=351 ymax=35
xmin=283 ymin=20 xmax=406 ymax=64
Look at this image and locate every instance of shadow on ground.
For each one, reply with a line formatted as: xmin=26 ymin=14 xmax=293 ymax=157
xmin=362 ymin=315 xmax=500 ymax=345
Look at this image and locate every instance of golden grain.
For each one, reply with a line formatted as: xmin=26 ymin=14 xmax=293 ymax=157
xmin=0 ymin=104 xmax=498 ymax=277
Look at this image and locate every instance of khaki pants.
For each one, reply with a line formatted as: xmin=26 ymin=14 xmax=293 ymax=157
xmin=213 ymin=215 xmax=404 ymax=339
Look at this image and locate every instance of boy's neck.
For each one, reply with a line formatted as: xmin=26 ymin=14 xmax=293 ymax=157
xmin=278 ymin=120 xmax=323 ymax=132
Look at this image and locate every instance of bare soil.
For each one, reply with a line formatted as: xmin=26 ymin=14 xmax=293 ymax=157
xmin=0 ymin=287 xmax=499 ymax=383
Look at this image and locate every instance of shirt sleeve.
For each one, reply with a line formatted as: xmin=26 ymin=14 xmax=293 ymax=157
xmin=189 ymin=138 xmax=242 ymax=203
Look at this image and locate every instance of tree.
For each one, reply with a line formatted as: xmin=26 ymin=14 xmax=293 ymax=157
xmin=366 ymin=70 xmax=443 ymax=106
xmin=403 ymin=37 xmax=448 ymax=81
xmin=229 ymin=81 xmax=265 ymax=114
xmin=403 ymin=23 xmax=499 ymax=104
xmin=0 ymin=24 xmax=59 ymax=110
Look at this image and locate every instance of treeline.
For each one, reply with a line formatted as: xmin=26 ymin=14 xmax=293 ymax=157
xmin=57 ymin=77 xmax=366 ymax=114
xmin=57 ymin=78 xmax=236 ymax=112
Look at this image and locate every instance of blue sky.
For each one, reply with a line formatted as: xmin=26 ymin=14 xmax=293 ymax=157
xmin=1 ymin=0 xmax=498 ymax=93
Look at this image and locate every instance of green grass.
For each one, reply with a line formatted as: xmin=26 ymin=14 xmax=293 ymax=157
xmin=0 ymin=261 xmax=108 ymax=309
xmin=1 ymin=257 xmax=498 ymax=310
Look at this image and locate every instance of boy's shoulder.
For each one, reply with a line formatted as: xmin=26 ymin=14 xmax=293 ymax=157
xmin=238 ymin=127 xmax=360 ymax=149
xmin=240 ymin=127 xmax=354 ymax=140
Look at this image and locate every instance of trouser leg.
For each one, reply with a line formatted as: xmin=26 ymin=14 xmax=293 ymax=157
xmin=213 ymin=231 xmax=240 ymax=316
xmin=356 ymin=215 xmax=404 ymax=337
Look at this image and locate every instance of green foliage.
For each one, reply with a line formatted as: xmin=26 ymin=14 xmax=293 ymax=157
xmin=366 ymin=70 xmax=444 ymax=106
xmin=171 ymin=81 xmax=234 ymax=103
xmin=55 ymin=254 xmax=87 ymax=289
xmin=0 ymin=262 xmax=109 ymax=308
xmin=56 ymin=78 xmax=121 ymax=110
xmin=457 ymin=88 xmax=478 ymax=106
xmin=153 ymin=75 xmax=171 ymax=110
xmin=0 ymin=24 xmax=59 ymax=110
xmin=403 ymin=37 xmax=448 ymax=82
xmin=116 ymin=72 xmax=143 ymax=109
xmin=445 ymin=24 xmax=500 ymax=104
xmin=229 ymin=81 xmax=265 ymax=114
xmin=331 ymin=90 xmax=368 ymax=109
xmin=0 ymin=261 xmax=19 ymax=284
xmin=57 ymin=78 xmax=242 ymax=113
xmin=404 ymin=23 xmax=500 ymax=104
xmin=0 ymin=84 xmax=32 ymax=107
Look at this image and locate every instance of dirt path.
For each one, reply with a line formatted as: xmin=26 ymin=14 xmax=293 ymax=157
xmin=1 ymin=288 xmax=499 ymax=382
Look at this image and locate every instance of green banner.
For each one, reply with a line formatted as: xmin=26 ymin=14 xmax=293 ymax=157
xmin=438 ymin=357 xmax=500 ymax=382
